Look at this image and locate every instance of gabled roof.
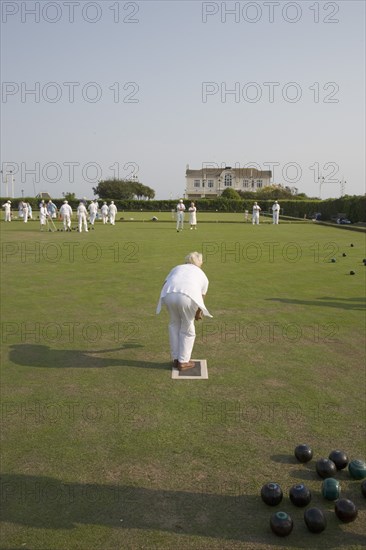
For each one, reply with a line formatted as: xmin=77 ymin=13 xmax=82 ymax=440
xmin=186 ymin=168 xmax=271 ymax=178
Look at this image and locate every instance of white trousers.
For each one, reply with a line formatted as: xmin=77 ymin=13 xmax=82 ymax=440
xmin=63 ymin=215 xmax=71 ymax=230
xmin=162 ymin=292 xmax=197 ymax=363
xmin=176 ymin=211 xmax=184 ymax=230
xmin=273 ymin=213 xmax=279 ymax=224
xmin=78 ymin=213 xmax=88 ymax=232
xmin=109 ymin=214 xmax=115 ymax=225
xmin=89 ymin=213 xmax=96 ymax=225
xmin=252 ymin=213 xmax=260 ymax=225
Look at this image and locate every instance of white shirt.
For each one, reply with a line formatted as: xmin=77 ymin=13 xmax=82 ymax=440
xmin=176 ymin=202 xmax=186 ymax=212
xmin=272 ymin=202 xmax=280 ymax=212
xmin=77 ymin=204 xmax=87 ymax=216
xmin=60 ymin=204 xmax=72 ymax=217
xmin=156 ymin=264 xmax=212 ymax=317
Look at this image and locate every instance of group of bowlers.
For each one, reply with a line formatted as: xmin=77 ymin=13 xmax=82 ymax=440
xmin=2 ymin=199 xmax=118 ymax=232
xmin=175 ymin=199 xmax=281 ymax=231
xmin=56 ymin=200 xmax=118 ymax=232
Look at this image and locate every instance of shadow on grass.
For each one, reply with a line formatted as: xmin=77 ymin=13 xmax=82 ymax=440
xmin=8 ymin=344 xmax=170 ymax=370
xmin=266 ymin=297 xmax=366 ymax=311
xmin=1 ymin=473 xmax=364 ymax=548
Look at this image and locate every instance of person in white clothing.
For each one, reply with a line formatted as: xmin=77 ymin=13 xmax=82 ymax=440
xmin=272 ymin=200 xmax=280 ymax=224
xmin=156 ymin=251 xmax=212 ymax=371
xmin=188 ymin=202 xmax=197 ymax=230
xmin=101 ymin=202 xmax=109 ymax=224
xmin=22 ymin=202 xmax=29 ymax=223
xmin=176 ymin=199 xmax=186 ymax=232
xmin=39 ymin=203 xmax=48 ymax=230
xmin=59 ymin=200 xmax=72 ymax=231
xmin=88 ymin=200 xmax=98 ymax=227
xmin=109 ymin=201 xmax=117 ymax=225
xmin=77 ymin=202 xmax=88 ymax=232
xmin=252 ymin=202 xmax=261 ymax=225
xmin=2 ymin=200 xmax=12 ymax=222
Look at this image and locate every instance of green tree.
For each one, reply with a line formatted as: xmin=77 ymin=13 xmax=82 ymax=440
xmin=93 ymin=179 xmax=155 ymax=200
xmin=221 ymin=187 xmax=241 ymax=200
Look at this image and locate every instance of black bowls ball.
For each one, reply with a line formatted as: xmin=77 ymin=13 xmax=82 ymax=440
xmin=335 ymin=498 xmax=358 ymax=523
xmin=328 ymin=450 xmax=349 ymax=470
xmin=270 ymin=511 xmax=293 ymax=537
xmin=316 ymin=458 xmax=337 ymax=479
xmin=261 ymin=482 xmax=283 ymax=506
xmin=294 ymin=444 xmax=313 ymax=463
xmin=304 ymin=507 xmax=327 ymax=533
xmin=289 ymin=484 xmax=312 ymax=507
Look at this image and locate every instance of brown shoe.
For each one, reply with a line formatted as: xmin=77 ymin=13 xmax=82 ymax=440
xmin=177 ymin=361 xmax=195 ymax=371
xmin=172 ymin=359 xmax=179 ymax=368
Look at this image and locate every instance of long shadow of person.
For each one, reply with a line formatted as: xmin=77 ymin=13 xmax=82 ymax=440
xmin=8 ymin=344 xmax=168 ymax=370
xmin=1 ymin=473 xmax=365 ymax=548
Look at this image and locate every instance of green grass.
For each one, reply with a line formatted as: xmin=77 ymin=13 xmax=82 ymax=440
xmin=1 ymin=218 xmax=365 ymax=549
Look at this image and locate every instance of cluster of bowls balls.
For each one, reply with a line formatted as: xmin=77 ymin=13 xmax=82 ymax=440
xmin=261 ymin=444 xmax=366 ymax=536
xmin=330 ymin=243 xmax=366 ymax=275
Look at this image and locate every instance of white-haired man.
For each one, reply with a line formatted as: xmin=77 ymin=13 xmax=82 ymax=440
xmin=59 ymin=200 xmax=72 ymax=231
xmin=252 ymin=202 xmax=261 ymax=225
xmin=109 ymin=201 xmax=117 ymax=225
xmin=272 ymin=200 xmax=280 ymax=224
xmin=2 ymin=200 xmax=11 ymax=222
xmin=176 ymin=199 xmax=186 ymax=232
xmin=157 ymin=251 xmax=212 ymax=371
xmin=77 ymin=201 xmax=88 ymax=232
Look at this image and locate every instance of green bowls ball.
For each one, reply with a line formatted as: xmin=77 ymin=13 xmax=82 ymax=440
xmin=348 ymin=459 xmax=366 ymax=479
xmin=322 ymin=478 xmax=341 ymax=501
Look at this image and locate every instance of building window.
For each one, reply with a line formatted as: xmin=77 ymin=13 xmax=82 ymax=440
xmin=224 ymin=173 xmax=232 ymax=187
xmin=194 ymin=179 xmax=200 ymax=188
xmin=208 ymin=179 xmax=214 ymax=188
xmin=257 ymin=180 xmax=263 ymax=188
xmin=243 ymin=179 xmax=249 ymax=188
xmin=251 ymin=180 xmax=255 ymax=188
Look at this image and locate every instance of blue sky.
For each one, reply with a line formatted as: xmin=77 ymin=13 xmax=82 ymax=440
xmin=1 ymin=0 xmax=365 ymax=199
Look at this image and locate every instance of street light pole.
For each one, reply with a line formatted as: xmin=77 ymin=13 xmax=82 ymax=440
xmin=318 ymin=176 xmax=325 ymax=199
xmin=339 ymin=178 xmax=346 ymax=197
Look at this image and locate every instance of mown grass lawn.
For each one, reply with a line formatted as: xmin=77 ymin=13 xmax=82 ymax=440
xmin=1 ymin=217 xmax=365 ymax=549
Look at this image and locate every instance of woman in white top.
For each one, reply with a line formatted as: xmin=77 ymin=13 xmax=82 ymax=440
xmin=157 ymin=252 xmax=212 ymax=370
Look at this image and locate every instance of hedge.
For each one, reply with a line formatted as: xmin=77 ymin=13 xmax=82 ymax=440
xmin=1 ymin=196 xmax=365 ymax=222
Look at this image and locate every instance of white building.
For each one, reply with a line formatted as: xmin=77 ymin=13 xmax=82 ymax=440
xmin=185 ymin=166 xmax=272 ymax=198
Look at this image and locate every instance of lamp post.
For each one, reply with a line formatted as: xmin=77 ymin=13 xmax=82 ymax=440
xmin=1 ymin=170 xmax=14 ymax=197
xmin=318 ymin=176 xmax=325 ymax=199
xmin=21 ymin=189 xmax=24 ymax=198
xmin=339 ymin=178 xmax=346 ymax=197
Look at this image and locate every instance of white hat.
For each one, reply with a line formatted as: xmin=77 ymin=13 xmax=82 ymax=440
xmin=111 ymin=201 xmax=114 ymax=204
xmin=179 ymin=199 xmax=183 ymax=202
xmin=7 ymin=200 xmax=11 ymax=203
xmin=64 ymin=200 xmax=68 ymax=204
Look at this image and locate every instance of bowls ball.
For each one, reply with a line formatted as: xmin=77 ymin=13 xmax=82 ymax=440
xmin=261 ymin=482 xmax=283 ymax=506
xmin=316 ymin=458 xmax=337 ymax=479
xmin=335 ymin=498 xmax=358 ymax=523
xmin=294 ymin=444 xmax=313 ymax=463
xmin=289 ymin=484 xmax=312 ymax=507
xmin=329 ymin=450 xmax=349 ymax=470
xmin=270 ymin=511 xmax=294 ymax=537
xmin=348 ymin=459 xmax=366 ymax=479
xmin=304 ymin=507 xmax=327 ymax=533
xmin=322 ymin=478 xmax=341 ymax=501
